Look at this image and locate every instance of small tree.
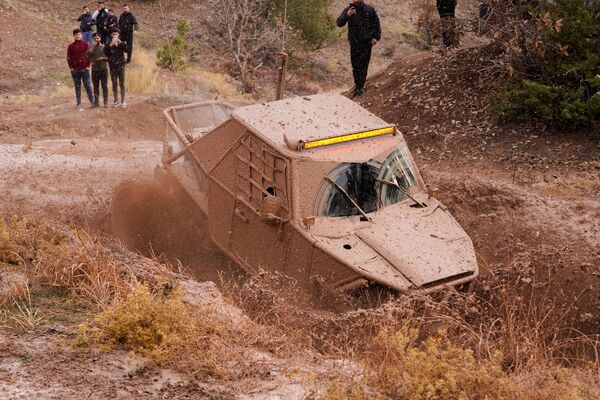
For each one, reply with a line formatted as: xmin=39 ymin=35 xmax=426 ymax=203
xmin=156 ymin=20 xmax=197 ymax=71
xmin=269 ymin=0 xmax=337 ymax=49
xmin=485 ymin=0 xmax=600 ymax=135
xmin=207 ymin=0 xmax=280 ymax=93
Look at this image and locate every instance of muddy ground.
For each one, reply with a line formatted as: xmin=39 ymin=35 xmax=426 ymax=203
xmin=1 ymin=86 xmax=599 ymax=332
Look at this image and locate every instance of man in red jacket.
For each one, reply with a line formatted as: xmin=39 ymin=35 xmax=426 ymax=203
xmin=67 ymin=29 xmax=94 ymax=111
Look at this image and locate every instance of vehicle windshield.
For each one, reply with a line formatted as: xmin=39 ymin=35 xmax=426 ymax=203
xmin=314 ymin=148 xmax=418 ymax=217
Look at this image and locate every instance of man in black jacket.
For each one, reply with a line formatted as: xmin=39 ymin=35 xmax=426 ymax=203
xmin=118 ymin=4 xmax=138 ymax=63
xmin=104 ymin=9 xmax=118 ymax=45
xmin=104 ymin=29 xmax=128 ymax=107
xmin=337 ymin=0 xmax=381 ymax=98
xmin=77 ymin=6 xmax=95 ymax=45
xmin=93 ymin=1 xmax=109 ymax=44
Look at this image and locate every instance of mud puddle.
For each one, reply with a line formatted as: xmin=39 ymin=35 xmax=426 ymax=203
xmin=0 ymin=138 xmax=161 ymax=221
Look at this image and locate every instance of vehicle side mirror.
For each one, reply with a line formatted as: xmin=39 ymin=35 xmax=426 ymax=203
xmin=261 ymin=195 xmax=287 ymax=225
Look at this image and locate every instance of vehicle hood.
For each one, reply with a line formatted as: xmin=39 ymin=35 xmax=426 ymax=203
xmin=354 ymin=202 xmax=477 ymax=288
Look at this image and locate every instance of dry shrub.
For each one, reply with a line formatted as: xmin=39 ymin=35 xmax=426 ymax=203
xmin=76 ymin=283 xmax=258 ymax=379
xmin=366 ymin=327 xmax=507 ymax=399
xmin=222 ymin=269 xmax=599 ymax=398
xmin=77 ymin=284 xmax=187 ymax=354
xmin=353 ymin=324 xmax=599 ymax=400
xmin=0 ymin=214 xmax=172 ymax=310
xmin=317 ymin=380 xmax=378 ymax=400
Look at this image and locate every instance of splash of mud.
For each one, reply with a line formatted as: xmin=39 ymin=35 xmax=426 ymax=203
xmin=110 ymin=178 xmax=241 ymax=283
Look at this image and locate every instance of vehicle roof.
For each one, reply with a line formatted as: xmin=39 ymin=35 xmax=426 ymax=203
xmin=231 ymin=93 xmax=392 ymax=154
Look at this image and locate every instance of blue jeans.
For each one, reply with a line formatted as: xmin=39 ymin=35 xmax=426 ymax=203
xmin=82 ymin=31 xmax=94 ymax=45
xmin=71 ymin=69 xmax=94 ymax=105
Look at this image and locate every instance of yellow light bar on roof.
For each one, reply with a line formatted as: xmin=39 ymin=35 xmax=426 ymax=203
xmin=300 ymin=126 xmax=396 ymax=151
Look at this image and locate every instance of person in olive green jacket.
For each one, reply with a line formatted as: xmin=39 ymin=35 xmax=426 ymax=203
xmin=86 ymin=33 xmax=109 ymax=107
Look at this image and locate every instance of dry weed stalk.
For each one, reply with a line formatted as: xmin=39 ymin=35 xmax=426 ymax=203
xmin=222 ymin=268 xmax=599 ymax=379
xmin=0 ymin=282 xmax=43 ymax=333
xmin=1 ymin=215 xmax=172 ymax=310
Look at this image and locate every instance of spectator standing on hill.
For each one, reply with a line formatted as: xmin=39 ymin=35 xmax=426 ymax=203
xmin=77 ymin=6 xmax=95 ymax=45
xmin=336 ymin=0 xmax=381 ymax=98
xmin=118 ymin=4 xmax=138 ymax=63
xmin=104 ymin=9 xmax=118 ymax=45
xmin=67 ymin=29 xmax=94 ymax=111
xmin=436 ymin=0 xmax=457 ymax=48
xmin=86 ymin=33 xmax=109 ymax=107
xmin=92 ymin=1 xmax=109 ymax=44
xmin=104 ymin=29 xmax=128 ymax=108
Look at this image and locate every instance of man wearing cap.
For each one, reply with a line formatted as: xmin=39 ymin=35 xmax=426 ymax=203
xmin=117 ymin=4 xmax=138 ymax=63
xmin=67 ymin=29 xmax=94 ymax=111
xmin=337 ymin=0 xmax=381 ymax=98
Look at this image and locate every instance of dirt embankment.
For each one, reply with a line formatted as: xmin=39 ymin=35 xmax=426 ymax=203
xmin=357 ymin=48 xmax=600 ymax=197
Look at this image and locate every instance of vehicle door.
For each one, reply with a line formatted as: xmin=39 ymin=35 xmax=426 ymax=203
xmin=230 ymin=132 xmax=290 ymax=273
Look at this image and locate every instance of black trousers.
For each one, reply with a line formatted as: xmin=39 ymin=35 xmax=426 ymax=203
xmin=92 ymin=69 xmax=108 ymax=105
xmin=122 ymin=32 xmax=134 ymax=62
xmin=97 ymin=28 xmax=106 ymax=44
xmin=350 ymin=42 xmax=372 ymax=91
xmin=110 ymin=67 xmax=125 ymax=102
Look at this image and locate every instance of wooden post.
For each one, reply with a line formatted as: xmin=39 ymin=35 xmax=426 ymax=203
xmin=276 ymin=52 xmax=288 ymax=101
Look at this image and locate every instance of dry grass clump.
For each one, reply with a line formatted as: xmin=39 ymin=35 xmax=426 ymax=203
xmin=76 ymin=284 xmax=188 ymax=354
xmin=321 ymin=325 xmax=599 ymax=400
xmin=127 ymin=49 xmax=171 ymax=95
xmin=0 ymin=214 xmax=173 ymax=333
xmin=76 ymin=282 xmax=262 ymax=379
xmin=222 ymin=270 xmax=599 ymax=398
xmin=0 ymin=215 xmax=170 ymax=308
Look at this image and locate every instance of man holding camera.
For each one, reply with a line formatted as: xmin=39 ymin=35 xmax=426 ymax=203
xmin=337 ymin=0 xmax=381 ymax=98
xmin=86 ymin=33 xmax=109 ymax=107
xmin=104 ymin=29 xmax=128 ymax=107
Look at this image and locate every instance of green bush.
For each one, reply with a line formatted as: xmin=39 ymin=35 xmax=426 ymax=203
xmin=270 ymin=0 xmax=337 ymax=48
xmin=156 ymin=20 xmax=196 ymax=71
xmin=491 ymin=0 xmax=600 ymax=136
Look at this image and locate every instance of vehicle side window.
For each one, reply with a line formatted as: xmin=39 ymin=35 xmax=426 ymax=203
xmin=234 ymin=133 xmax=288 ymax=214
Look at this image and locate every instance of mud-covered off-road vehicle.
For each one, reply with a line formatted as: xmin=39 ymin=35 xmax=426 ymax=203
xmin=157 ymin=94 xmax=478 ymax=292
